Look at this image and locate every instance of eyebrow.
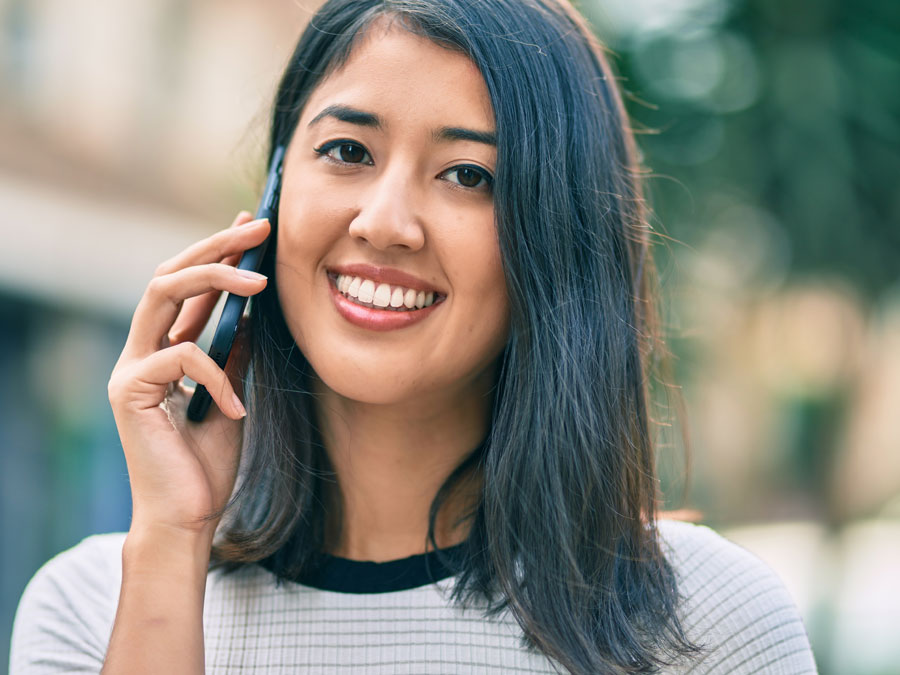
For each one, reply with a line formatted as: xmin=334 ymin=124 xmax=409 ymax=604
xmin=308 ymin=104 xmax=496 ymax=147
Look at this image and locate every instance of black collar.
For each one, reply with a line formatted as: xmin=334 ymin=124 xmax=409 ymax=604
xmin=295 ymin=544 xmax=466 ymax=594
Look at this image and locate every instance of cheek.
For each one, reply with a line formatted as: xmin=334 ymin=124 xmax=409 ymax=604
xmin=274 ymin=189 xmax=350 ymax=346
xmin=460 ymin=222 xmax=505 ymax=297
xmin=275 ymin=185 xmax=352 ymax=278
xmin=452 ymin=228 xmax=510 ymax=348
xmin=479 ymin=282 xmax=511 ymax=351
xmin=480 ymin=238 xmax=511 ymax=350
xmin=276 ymin=151 xmax=361 ymax=260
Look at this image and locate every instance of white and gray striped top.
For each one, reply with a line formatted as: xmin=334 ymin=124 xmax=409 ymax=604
xmin=10 ymin=520 xmax=817 ymax=674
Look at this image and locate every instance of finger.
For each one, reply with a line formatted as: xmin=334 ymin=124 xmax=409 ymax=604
xmin=167 ymin=291 xmax=222 ymax=346
xmin=153 ymin=216 xmax=270 ymax=278
xmin=156 ymin=212 xmax=263 ymax=345
xmin=125 ymin=263 xmax=267 ymax=358
xmin=231 ymin=211 xmax=255 ymax=228
xmin=129 ymin=342 xmax=246 ymax=420
xmin=168 ymin=251 xmax=244 ymax=345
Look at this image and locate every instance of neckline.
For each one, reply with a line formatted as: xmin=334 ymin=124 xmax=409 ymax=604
xmin=295 ymin=543 xmax=466 ymax=594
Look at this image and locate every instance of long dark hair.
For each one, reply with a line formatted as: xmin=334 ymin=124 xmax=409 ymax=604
xmin=209 ymin=0 xmax=702 ymax=672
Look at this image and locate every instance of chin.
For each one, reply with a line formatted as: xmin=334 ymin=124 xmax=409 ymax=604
xmin=308 ymin=359 xmax=435 ymax=407
xmin=308 ymin=348 xmax=502 ymax=410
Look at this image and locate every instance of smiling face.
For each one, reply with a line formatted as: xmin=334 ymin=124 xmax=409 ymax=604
xmin=275 ymin=21 xmax=510 ymax=408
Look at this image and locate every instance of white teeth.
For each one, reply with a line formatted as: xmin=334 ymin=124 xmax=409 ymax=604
xmin=358 ymin=279 xmax=375 ymax=304
xmin=347 ymin=276 xmax=361 ymax=297
xmin=390 ymin=287 xmax=405 ymax=308
xmin=372 ymin=283 xmax=391 ymax=307
xmin=334 ymin=273 xmax=439 ymax=311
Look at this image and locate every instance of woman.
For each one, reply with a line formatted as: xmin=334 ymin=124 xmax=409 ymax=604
xmin=11 ymin=0 xmax=817 ymax=673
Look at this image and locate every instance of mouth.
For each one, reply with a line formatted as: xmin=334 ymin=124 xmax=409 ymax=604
xmin=327 ymin=271 xmax=446 ymax=312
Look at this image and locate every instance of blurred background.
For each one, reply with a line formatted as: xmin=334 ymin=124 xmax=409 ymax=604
xmin=1 ymin=0 xmax=897 ymax=672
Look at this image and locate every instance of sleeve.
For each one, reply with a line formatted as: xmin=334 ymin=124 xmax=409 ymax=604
xmin=659 ymin=520 xmax=819 ymax=675
xmin=9 ymin=533 xmax=127 ymax=675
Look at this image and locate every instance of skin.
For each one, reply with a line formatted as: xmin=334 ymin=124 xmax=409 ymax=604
xmin=101 ymin=20 xmax=508 ymax=673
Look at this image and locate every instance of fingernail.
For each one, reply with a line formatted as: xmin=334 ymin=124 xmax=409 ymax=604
xmin=232 ymin=393 xmax=247 ymax=418
xmin=236 ymin=269 xmax=267 ymax=281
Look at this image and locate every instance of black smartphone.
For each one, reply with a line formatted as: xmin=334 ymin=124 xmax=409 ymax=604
xmin=187 ymin=145 xmax=286 ymax=422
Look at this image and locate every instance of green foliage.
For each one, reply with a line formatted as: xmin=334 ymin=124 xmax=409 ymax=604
xmin=588 ymin=0 xmax=900 ymax=296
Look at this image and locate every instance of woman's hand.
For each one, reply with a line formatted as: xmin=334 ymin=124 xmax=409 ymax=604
xmin=107 ymin=211 xmax=271 ymax=543
xmin=102 ymin=211 xmax=270 ymax=675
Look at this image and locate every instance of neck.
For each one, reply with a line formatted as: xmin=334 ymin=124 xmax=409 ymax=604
xmin=315 ymin=375 xmax=490 ymax=562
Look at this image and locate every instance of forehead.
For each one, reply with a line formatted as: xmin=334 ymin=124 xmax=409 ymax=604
xmin=300 ymin=20 xmax=494 ymax=131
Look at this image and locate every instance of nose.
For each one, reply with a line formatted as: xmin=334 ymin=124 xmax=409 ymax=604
xmin=347 ymin=167 xmax=426 ymax=252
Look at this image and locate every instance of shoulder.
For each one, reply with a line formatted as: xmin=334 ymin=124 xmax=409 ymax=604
xmin=656 ymin=519 xmax=818 ymax=674
xmin=10 ymin=532 xmax=127 ymax=674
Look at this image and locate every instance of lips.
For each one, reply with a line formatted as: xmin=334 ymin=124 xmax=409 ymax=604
xmin=326 ymin=264 xmax=445 ymax=331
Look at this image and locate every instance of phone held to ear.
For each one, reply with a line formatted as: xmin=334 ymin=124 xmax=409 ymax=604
xmin=187 ymin=145 xmax=286 ymax=422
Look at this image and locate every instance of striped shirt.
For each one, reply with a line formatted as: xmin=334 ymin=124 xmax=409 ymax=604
xmin=9 ymin=520 xmax=817 ymax=673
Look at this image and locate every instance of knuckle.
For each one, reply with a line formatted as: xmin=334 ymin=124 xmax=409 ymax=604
xmin=211 ymin=236 xmax=230 ymax=262
xmin=177 ymin=341 xmax=205 ymax=361
xmin=107 ymin=372 xmax=126 ymax=402
xmin=154 ymin=260 xmax=176 ymax=277
xmin=146 ymin=275 xmax=169 ymax=298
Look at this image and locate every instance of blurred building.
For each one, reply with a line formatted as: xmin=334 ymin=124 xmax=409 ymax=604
xmin=0 ymin=0 xmax=322 ymax=666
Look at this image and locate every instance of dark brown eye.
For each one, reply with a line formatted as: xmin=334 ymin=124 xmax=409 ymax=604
xmin=315 ymin=140 xmax=372 ymax=165
xmin=338 ymin=143 xmax=366 ymax=163
xmin=457 ymin=167 xmax=482 ymax=187
xmin=443 ymin=164 xmax=492 ymax=190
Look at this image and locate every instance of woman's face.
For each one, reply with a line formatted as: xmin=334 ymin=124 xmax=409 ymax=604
xmin=276 ymin=22 xmax=510 ymax=407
